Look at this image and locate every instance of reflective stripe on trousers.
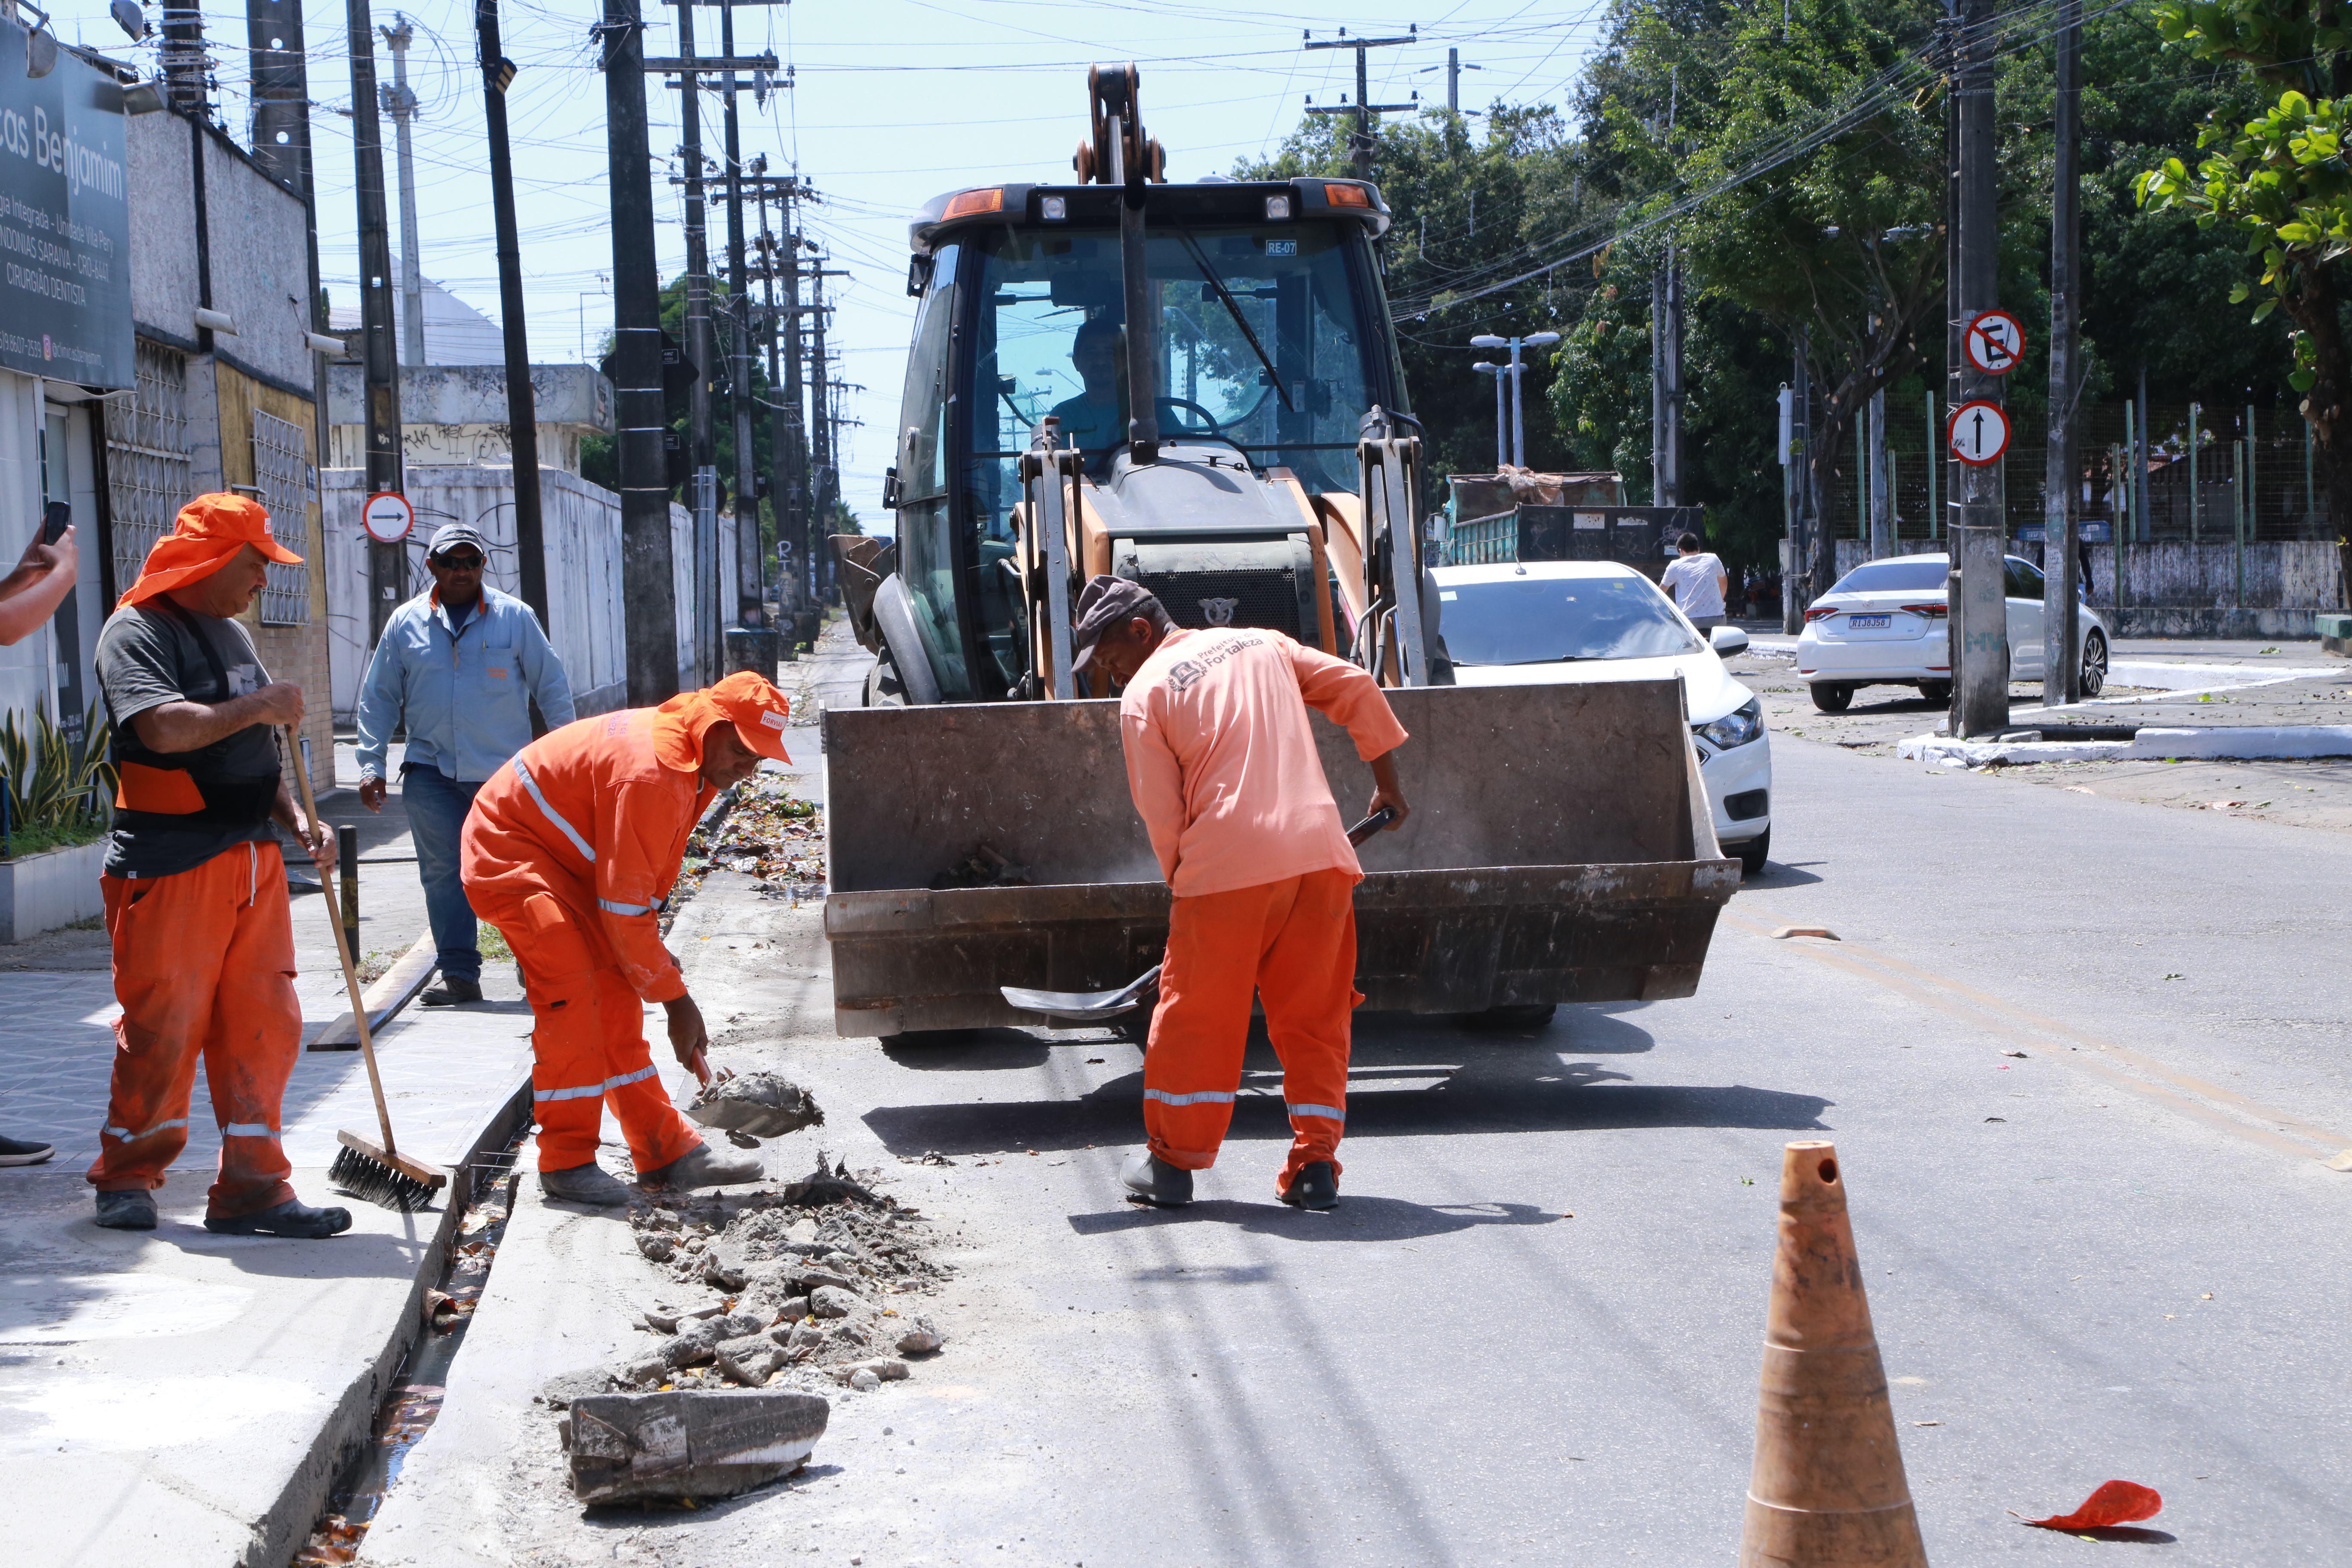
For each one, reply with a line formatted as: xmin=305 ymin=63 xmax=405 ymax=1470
xmin=533 ymin=1062 xmax=659 ymax=1104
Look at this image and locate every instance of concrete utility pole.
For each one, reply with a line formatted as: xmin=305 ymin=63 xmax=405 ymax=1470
xmin=1303 ymin=27 xmax=1417 ymax=183
xmin=475 ymin=0 xmax=547 ymax=630
xmin=1421 ymin=47 xmax=1479 ymax=114
xmin=346 ymin=0 xmax=406 ymax=644
xmin=2042 ymin=0 xmax=2082 ymax=707
xmin=600 ymin=0 xmax=680 ymax=704
xmin=381 ymin=16 xmax=426 ymax=368
xmin=1651 ymin=262 xmax=1682 ymax=505
xmin=1786 ymin=333 xmax=1812 ymax=634
xmin=720 ymin=0 xmax=762 ymax=623
xmin=160 ymin=0 xmax=210 ymax=113
xmin=1950 ymin=0 xmax=2009 ymax=736
xmin=753 ymin=196 xmax=790 ymax=619
xmin=1869 ymin=377 xmax=1891 ymax=557
xmin=671 ymin=0 xmax=719 ymax=683
xmin=248 ymin=0 xmax=329 ymax=576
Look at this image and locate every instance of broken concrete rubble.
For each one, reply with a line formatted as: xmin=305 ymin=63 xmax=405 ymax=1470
xmin=809 ymin=1285 xmax=862 ymax=1319
xmin=686 ymin=1071 xmax=827 ymax=1139
xmin=563 ymin=1390 xmax=830 ymax=1503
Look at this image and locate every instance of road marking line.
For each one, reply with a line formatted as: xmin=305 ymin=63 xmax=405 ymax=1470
xmin=1721 ymin=909 xmax=2350 ymax=1163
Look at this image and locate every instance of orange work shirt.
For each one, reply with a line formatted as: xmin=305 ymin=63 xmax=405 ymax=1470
xmin=460 ymin=706 xmax=715 ymax=1001
xmin=1118 ymin=627 xmax=1408 ymax=899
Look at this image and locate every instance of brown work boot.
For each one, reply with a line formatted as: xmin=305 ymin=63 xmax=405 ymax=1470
xmin=1120 ymin=1152 xmax=1193 ymax=1207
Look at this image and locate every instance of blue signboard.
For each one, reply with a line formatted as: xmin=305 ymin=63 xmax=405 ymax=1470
xmin=0 ymin=28 xmax=132 ymax=387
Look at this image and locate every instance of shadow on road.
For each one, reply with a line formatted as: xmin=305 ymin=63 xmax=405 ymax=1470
xmin=1066 ymin=1195 xmax=1561 ymax=1243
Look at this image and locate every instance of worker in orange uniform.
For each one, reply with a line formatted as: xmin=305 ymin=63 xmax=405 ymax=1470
xmin=87 ymin=494 xmax=345 ymax=1237
xmin=1073 ymin=576 xmax=1411 ymax=1212
xmin=461 ymin=671 xmax=790 ymax=1206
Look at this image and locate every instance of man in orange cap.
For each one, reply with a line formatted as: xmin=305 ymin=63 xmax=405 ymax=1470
xmin=88 ymin=493 xmax=345 ymax=1237
xmin=461 ymin=671 xmax=793 ymax=1205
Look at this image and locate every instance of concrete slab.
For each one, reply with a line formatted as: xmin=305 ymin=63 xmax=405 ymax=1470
xmin=1898 ymin=725 xmax=2352 ymax=767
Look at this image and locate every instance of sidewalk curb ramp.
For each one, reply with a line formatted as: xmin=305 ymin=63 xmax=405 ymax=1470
xmin=310 ymin=932 xmax=440 ymax=1051
xmin=1898 ymin=724 xmax=2352 ymax=768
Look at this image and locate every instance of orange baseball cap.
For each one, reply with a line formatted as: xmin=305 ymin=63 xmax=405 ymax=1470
xmin=708 ymin=670 xmax=794 ymax=761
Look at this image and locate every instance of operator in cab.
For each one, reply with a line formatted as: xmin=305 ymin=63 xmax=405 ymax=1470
xmin=1047 ymin=316 xmax=1128 ymax=473
xmin=1072 ymin=576 xmax=1411 ymax=1213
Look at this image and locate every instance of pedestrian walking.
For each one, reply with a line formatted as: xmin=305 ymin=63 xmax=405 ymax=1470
xmin=86 ymin=493 xmax=346 ymax=1236
xmin=459 ymin=671 xmax=788 ymax=1206
xmin=355 ymin=523 xmax=575 ymax=1006
xmin=1075 ymin=576 xmax=1411 ymax=1212
xmin=1661 ymin=531 xmax=1730 ymax=631
xmin=0 ymin=508 xmax=80 ymax=1169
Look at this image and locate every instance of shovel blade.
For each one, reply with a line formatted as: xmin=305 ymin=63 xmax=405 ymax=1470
xmin=1000 ymin=964 xmax=1162 ymax=1022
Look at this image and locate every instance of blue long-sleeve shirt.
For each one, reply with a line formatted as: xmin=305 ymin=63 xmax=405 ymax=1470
xmin=355 ymin=585 xmax=576 ymax=784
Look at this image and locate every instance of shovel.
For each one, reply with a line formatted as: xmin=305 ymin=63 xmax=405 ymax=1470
xmin=998 ymin=806 xmax=1399 ymax=1023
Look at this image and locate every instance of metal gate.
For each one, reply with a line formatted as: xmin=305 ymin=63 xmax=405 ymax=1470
xmin=101 ymin=340 xmax=191 ymax=597
xmin=251 ymin=409 xmax=314 ymax=625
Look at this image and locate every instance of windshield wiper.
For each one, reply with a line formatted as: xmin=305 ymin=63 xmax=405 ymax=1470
xmin=1176 ymin=228 xmax=1295 ymax=415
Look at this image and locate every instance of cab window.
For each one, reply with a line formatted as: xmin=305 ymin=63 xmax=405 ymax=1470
xmin=894 ymin=243 xmax=971 ymax=698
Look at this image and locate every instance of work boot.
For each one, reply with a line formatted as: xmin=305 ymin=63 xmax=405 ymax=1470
xmin=1120 ymin=1152 xmax=1193 ymax=1208
xmin=422 ymin=976 xmax=483 ymax=1007
xmin=1278 ymin=1161 xmax=1340 ymax=1212
xmin=638 ymin=1140 xmax=764 ymax=1191
xmin=94 ymin=1189 xmax=157 ymax=1230
xmin=204 ymin=1198 xmax=354 ymax=1238
xmin=0 ymin=1132 xmax=55 ymax=1166
xmin=539 ymin=1162 xmax=633 ymax=1207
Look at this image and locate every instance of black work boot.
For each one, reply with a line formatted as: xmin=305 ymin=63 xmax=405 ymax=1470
xmin=422 ymin=976 xmax=484 ymax=1007
xmin=1278 ymin=1161 xmax=1339 ymax=1211
xmin=95 ymin=1189 xmax=158 ymax=1230
xmin=1120 ymin=1152 xmax=1193 ymax=1207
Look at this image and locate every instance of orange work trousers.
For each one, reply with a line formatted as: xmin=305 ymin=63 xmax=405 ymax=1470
xmin=1143 ymin=868 xmax=1359 ymax=1188
xmin=87 ymin=840 xmax=302 ymax=1220
xmin=469 ymin=882 xmax=701 ymax=1175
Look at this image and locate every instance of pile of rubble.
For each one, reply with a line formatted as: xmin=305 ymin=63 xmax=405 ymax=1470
xmin=609 ymin=1156 xmax=949 ymax=1400
xmin=673 ymin=773 xmax=828 ymax=916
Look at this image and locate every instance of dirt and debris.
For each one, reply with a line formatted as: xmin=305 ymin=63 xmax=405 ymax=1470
xmin=564 ymin=1388 xmax=831 ymax=1504
xmin=669 ymin=774 xmax=829 ymax=923
xmin=928 ymin=840 xmax=1031 ymax=890
xmin=686 ymin=1071 xmax=826 ymax=1139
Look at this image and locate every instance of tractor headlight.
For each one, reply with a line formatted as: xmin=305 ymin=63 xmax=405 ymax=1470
xmin=1696 ymin=698 xmax=1764 ymax=751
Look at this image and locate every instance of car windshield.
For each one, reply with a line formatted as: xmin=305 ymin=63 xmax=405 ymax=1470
xmin=1828 ymin=559 xmax=1948 ymax=594
xmin=1439 ymin=576 xmax=1701 ymax=665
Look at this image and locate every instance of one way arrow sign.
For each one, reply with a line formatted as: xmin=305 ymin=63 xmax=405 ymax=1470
xmin=1947 ymin=399 xmax=2010 ymax=466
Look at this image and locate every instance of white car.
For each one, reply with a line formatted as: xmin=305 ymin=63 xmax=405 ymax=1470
xmin=1795 ymin=551 xmax=2110 ymax=711
xmin=1433 ymin=560 xmax=1774 ymax=875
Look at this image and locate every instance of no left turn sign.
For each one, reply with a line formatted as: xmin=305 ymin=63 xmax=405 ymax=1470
xmin=1947 ymin=399 xmax=2011 ymax=465
xmin=1964 ymin=309 xmax=2026 ymax=376
xmin=361 ymin=490 xmax=414 ymax=544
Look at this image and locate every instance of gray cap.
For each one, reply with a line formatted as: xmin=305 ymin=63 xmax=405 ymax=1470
xmin=426 ymin=521 xmax=491 ymax=561
xmin=1070 ymin=575 xmax=1162 ymax=671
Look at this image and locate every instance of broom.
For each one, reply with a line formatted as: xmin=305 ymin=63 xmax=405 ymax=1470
xmin=286 ymin=726 xmax=449 ymax=1211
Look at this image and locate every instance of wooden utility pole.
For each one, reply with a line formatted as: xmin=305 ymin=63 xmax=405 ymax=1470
xmin=475 ymin=0 xmax=547 ymax=627
xmin=600 ymin=0 xmax=679 ymax=704
xmin=2042 ymin=0 xmax=2082 ymax=706
xmin=346 ymin=0 xmax=406 ymax=644
xmin=1303 ymin=28 xmax=1417 ymax=183
xmin=1951 ymin=0 xmax=2009 ymax=736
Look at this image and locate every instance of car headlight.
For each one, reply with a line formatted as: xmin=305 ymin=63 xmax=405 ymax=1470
xmin=1695 ymin=697 xmax=1764 ymax=751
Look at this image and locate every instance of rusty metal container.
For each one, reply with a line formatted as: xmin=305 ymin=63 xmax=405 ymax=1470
xmin=821 ymin=679 xmax=1736 ymax=1038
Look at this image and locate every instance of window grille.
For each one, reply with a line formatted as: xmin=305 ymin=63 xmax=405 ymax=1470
xmin=251 ymin=409 xmax=315 ymax=625
xmin=101 ymin=340 xmax=190 ymax=597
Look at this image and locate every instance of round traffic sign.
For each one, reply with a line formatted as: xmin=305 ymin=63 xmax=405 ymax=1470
xmin=1947 ymin=399 xmax=2011 ymax=465
xmin=361 ymin=490 xmax=414 ymax=544
xmin=1964 ymin=309 xmax=2026 ymax=376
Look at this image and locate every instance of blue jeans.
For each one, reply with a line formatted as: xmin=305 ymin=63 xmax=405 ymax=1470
xmin=402 ymin=764 xmax=484 ymax=984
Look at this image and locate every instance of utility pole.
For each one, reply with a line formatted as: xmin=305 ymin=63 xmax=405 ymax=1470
xmin=753 ymin=195 xmax=790 ymax=623
xmin=347 ymin=0 xmax=405 ymax=644
xmin=669 ymin=0 xmax=720 ymax=684
xmin=160 ymin=0 xmax=210 ymax=113
xmin=601 ymin=0 xmax=680 ymax=704
xmin=1472 ymin=361 xmax=1505 ymax=469
xmin=2042 ymin=0 xmax=2082 ymax=707
xmin=381 ymin=16 xmax=426 ymax=367
xmin=1420 ymin=46 xmax=1479 ymax=114
xmin=1869 ymin=363 xmax=1890 ymax=556
xmin=808 ymin=266 xmax=833 ymax=602
xmin=248 ymin=0 xmax=328 ymax=578
xmin=1303 ymin=27 xmax=1417 ymax=183
xmin=1951 ymin=0 xmax=2008 ymax=735
xmin=720 ymin=0 xmax=762 ymax=624
xmin=777 ymin=193 xmax=808 ymax=606
xmin=475 ymin=0 xmax=547 ymax=628
xmin=1787 ymin=333 xmax=1812 ymax=634
xmin=1650 ymin=70 xmax=1683 ymax=508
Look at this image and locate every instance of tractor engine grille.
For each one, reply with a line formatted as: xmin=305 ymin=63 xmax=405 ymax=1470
xmin=1118 ymin=534 xmax=1317 ymax=643
xmin=1137 ymin=568 xmax=1305 ymax=639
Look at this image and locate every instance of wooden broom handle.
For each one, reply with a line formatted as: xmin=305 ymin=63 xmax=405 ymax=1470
xmin=285 ymin=726 xmax=399 ymax=1160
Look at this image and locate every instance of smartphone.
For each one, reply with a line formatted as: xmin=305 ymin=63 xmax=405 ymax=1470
xmin=41 ymin=502 xmax=69 ymax=545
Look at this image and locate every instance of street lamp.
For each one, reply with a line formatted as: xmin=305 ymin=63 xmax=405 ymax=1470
xmin=1471 ymin=362 xmax=1505 ymax=470
xmin=1471 ymin=330 xmax=1561 ymax=469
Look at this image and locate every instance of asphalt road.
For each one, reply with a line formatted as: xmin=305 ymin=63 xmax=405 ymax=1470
xmin=579 ymin=723 xmax=2352 ymax=1568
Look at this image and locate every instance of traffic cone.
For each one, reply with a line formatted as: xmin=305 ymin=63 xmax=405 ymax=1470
xmin=1739 ymin=1141 xmax=1927 ymax=1567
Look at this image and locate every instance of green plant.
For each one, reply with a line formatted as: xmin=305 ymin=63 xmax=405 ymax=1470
xmin=0 ymin=700 xmax=115 ymax=858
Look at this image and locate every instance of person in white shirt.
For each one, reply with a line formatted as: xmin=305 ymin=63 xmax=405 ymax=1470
xmin=1660 ymin=531 xmax=1729 ymax=629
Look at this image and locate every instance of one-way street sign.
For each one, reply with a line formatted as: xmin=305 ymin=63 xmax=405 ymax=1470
xmin=1948 ymin=399 xmax=2011 ymax=465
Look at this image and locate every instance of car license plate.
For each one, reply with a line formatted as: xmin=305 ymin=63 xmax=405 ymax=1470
xmin=1847 ymin=614 xmax=1891 ymax=629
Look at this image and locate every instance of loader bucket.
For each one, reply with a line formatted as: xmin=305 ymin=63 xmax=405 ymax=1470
xmin=821 ymin=680 xmax=1738 ymax=1038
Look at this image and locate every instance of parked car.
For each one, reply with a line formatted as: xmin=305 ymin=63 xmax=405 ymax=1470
xmin=1432 ymin=560 xmax=1774 ymax=875
xmin=1795 ymin=552 xmax=2109 ymax=711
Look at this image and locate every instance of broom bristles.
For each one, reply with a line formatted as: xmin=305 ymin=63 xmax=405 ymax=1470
xmin=330 ymin=1139 xmax=445 ymax=1213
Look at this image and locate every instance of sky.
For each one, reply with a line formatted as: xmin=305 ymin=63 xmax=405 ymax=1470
xmin=51 ymin=0 xmax=1617 ymax=522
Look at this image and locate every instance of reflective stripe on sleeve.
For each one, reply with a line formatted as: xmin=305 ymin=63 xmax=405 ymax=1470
xmin=596 ymin=896 xmax=664 ymax=918
xmin=222 ymin=1122 xmax=280 ymax=1139
xmin=1142 ymin=1088 xmax=1237 ymax=1107
xmin=511 ymin=758 xmax=596 ymax=862
xmin=1286 ymin=1102 xmax=1346 ymax=1122
xmin=102 ymin=1117 xmax=189 ymax=1142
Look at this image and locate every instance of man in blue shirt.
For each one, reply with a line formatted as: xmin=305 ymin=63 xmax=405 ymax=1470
xmin=356 ymin=523 xmax=575 ymax=1005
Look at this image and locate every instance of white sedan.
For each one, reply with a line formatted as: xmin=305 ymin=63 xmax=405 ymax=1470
xmin=1795 ymin=551 xmax=2110 ymax=711
xmin=1433 ymin=560 xmax=1775 ymax=875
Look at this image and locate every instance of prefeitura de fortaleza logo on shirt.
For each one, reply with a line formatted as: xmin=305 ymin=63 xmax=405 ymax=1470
xmin=1165 ymin=658 xmax=1207 ymax=692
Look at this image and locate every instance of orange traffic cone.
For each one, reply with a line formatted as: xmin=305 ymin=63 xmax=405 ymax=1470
xmin=1739 ymin=1141 xmax=1928 ymax=1567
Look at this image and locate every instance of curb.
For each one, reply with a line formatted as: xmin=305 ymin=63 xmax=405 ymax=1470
xmin=1897 ymin=724 xmax=2352 ymax=767
xmin=310 ymin=931 xmax=441 ymax=1050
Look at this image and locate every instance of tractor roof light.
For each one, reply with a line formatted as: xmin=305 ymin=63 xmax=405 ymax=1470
xmin=1326 ymin=183 xmax=1372 ymax=208
xmin=943 ymin=187 xmax=1005 ymax=220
